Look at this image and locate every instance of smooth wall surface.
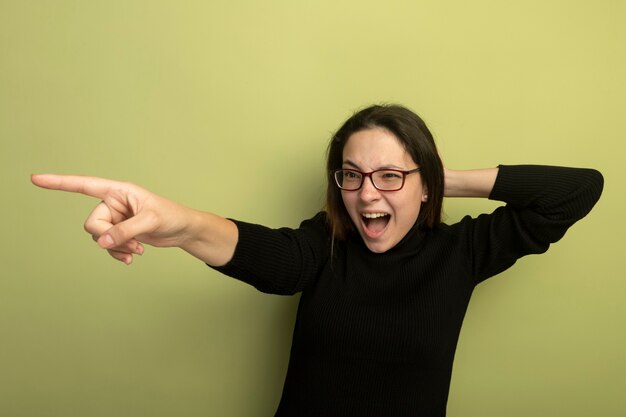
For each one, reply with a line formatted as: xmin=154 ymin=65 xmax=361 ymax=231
xmin=1 ymin=1 xmax=624 ymax=416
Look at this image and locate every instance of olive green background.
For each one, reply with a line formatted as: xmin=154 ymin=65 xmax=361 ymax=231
xmin=1 ymin=1 xmax=624 ymax=416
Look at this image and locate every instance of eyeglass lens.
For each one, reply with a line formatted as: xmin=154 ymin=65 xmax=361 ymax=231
xmin=335 ymin=170 xmax=405 ymax=191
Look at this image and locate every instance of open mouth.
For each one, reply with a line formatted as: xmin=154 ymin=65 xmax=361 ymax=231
xmin=361 ymin=212 xmax=390 ymax=237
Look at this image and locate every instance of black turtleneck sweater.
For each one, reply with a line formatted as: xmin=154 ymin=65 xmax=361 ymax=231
xmin=212 ymin=165 xmax=603 ymax=416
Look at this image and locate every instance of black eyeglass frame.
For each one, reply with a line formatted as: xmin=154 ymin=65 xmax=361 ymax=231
xmin=333 ymin=167 xmax=421 ymax=191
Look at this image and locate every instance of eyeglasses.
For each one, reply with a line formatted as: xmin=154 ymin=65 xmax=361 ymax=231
xmin=333 ymin=168 xmax=421 ymax=191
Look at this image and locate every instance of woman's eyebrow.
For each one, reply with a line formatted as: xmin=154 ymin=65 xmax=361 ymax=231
xmin=342 ymin=160 xmax=406 ymax=170
xmin=342 ymin=160 xmax=361 ymax=169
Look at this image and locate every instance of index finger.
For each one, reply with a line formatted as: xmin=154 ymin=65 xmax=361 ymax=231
xmin=31 ymin=174 xmax=120 ymax=199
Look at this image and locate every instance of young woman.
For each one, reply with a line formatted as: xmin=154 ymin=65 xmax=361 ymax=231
xmin=32 ymin=104 xmax=603 ymax=416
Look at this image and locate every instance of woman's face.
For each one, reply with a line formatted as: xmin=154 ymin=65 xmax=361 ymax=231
xmin=341 ymin=127 xmax=427 ymax=253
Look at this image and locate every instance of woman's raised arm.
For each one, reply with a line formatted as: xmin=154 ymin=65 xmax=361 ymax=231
xmin=443 ymin=167 xmax=499 ymax=198
xmin=31 ymin=174 xmax=238 ymax=266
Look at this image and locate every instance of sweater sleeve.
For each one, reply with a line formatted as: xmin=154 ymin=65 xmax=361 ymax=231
xmin=469 ymin=165 xmax=603 ymax=284
xmin=208 ymin=212 xmax=331 ymax=295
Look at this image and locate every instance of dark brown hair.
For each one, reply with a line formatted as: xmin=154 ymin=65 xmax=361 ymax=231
xmin=325 ymin=104 xmax=444 ymax=240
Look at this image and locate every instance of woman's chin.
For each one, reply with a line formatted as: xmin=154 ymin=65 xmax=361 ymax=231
xmin=359 ymin=231 xmax=394 ymax=253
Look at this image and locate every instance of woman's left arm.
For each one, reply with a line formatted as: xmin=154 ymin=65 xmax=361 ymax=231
xmin=443 ymin=167 xmax=499 ymax=198
xmin=446 ymin=165 xmax=604 ymax=283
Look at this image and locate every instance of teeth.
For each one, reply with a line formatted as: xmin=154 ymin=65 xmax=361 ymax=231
xmin=362 ymin=213 xmax=388 ymax=219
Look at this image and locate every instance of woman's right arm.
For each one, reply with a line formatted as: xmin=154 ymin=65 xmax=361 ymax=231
xmin=31 ymin=174 xmax=238 ymax=266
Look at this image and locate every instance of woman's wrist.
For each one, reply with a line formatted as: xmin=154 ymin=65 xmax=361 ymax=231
xmin=179 ymin=209 xmax=238 ymax=267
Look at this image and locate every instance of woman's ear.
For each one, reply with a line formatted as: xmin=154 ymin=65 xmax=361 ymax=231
xmin=421 ymin=186 xmax=429 ymax=203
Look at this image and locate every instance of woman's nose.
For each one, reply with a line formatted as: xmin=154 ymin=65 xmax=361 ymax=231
xmin=359 ymin=176 xmax=381 ymax=201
